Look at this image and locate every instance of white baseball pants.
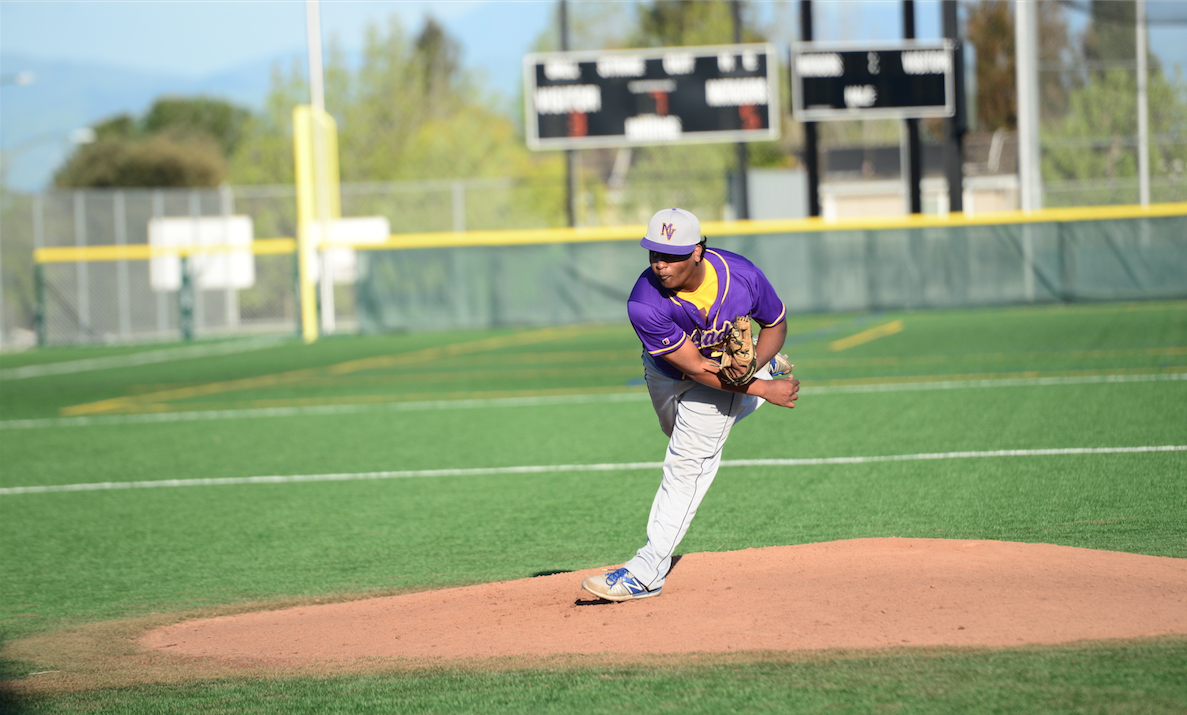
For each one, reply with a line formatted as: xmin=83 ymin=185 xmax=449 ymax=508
xmin=624 ymin=352 xmax=771 ymax=590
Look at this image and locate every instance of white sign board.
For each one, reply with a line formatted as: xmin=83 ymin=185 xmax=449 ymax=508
xmin=149 ymin=216 xmax=255 ymax=291
xmin=306 ymin=216 xmax=390 ymax=284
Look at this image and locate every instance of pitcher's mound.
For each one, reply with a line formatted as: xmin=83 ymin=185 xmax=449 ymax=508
xmin=139 ymin=538 xmax=1187 ymax=664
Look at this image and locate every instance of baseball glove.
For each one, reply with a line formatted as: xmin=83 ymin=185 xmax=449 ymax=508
xmin=718 ymin=316 xmax=760 ymax=386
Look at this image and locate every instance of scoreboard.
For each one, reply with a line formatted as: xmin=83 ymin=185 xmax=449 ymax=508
xmin=524 ymin=43 xmax=781 ymax=150
xmin=792 ymin=41 xmax=955 ymax=121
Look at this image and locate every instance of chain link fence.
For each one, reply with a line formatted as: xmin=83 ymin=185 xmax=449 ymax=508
xmin=1039 ymin=0 xmax=1187 ymax=206
xmin=6 ymin=181 xmax=1181 ymax=347
xmin=2 ymin=169 xmax=747 ymax=347
xmin=18 ymin=188 xmax=299 ymax=347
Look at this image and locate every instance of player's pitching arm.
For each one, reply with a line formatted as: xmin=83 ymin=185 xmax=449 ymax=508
xmin=660 ymin=323 xmax=799 ymax=408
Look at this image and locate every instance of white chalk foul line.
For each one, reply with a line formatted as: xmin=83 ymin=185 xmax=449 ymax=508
xmin=804 ymin=372 xmax=1187 ymax=394
xmin=3 ymin=445 xmax=1183 ymax=496
xmin=2 ymin=372 xmax=1184 ymax=431
xmin=0 ymin=336 xmax=289 ymax=381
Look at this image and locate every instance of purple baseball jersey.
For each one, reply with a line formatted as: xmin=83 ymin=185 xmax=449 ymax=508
xmin=628 ymin=248 xmax=786 ymax=381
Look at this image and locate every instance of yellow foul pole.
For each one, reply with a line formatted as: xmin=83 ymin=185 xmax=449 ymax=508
xmin=292 ymin=105 xmax=340 ymax=344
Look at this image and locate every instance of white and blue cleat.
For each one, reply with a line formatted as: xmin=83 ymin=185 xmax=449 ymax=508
xmin=768 ymin=352 xmax=793 ymax=378
xmin=581 ymin=567 xmax=662 ymax=602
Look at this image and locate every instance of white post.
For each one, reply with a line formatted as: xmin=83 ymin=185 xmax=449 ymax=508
xmin=307 ymin=0 xmax=335 ymax=335
xmin=1015 ymin=0 xmax=1041 ymax=302
xmin=1015 ymin=0 xmax=1041 ymax=212
xmin=220 ymin=184 xmax=239 ymax=330
xmin=1136 ymin=0 xmax=1150 ymax=207
xmin=189 ymin=190 xmax=203 ymax=333
xmin=74 ymin=191 xmax=90 ymax=336
xmin=153 ymin=191 xmax=168 ymax=337
xmin=115 ymin=190 xmax=131 ymax=339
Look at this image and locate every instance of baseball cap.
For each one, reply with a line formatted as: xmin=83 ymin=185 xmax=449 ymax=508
xmin=640 ymin=207 xmax=702 ymax=254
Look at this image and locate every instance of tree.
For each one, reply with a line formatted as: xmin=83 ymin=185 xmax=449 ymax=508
xmin=964 ymin=0 xmax=1076 ymax=131
xmin=53 ymin=97 xmax=250 ymax=188
xmin=54 ymin=133 xmax=225 ymax=188
xmin=633 ymin=0 xmax=746 ymax=47
xmin=1041 ymin=0 xmax=1187 ymax=203
xmin=1082 ymin=0 xmax=1137 ymax=68
xmin=414 ymin=17 xmax=462 ymax=112
xmin=228 ymin=14 xmax=565 ymax=228
xmin=142 ymin=97 xmax=251 ymax=156
xmin=94 ymin=114 xmax=137 ymax=141
xmin=966 ymin=0 xmax=1014 ymax=131
xmin=227 ymin=60 xmax=308 ymax=186
xmin=531 ymin=2 xmax=634 ymax=53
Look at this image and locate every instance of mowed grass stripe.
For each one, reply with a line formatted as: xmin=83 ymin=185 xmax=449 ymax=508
xmin=0 ymin=389 xmax=654 ymax=429
xmin=3 ymin=369 xmax=1182 ymax=430
xmin=56 ymin=323 xmax=602 ymax=417
xmin=0 ymin=336 xmax=290 ymax=380
xmin=4 ymin=445 xmax=1183 ymax=495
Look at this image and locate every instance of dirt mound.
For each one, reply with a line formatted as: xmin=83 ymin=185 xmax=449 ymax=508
xmin=139 ymin=538 xmax=1187 ymax=664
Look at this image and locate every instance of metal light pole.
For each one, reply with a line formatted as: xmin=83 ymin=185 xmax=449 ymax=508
xmin=903 ymin=0 xmax=922 ymax=214
xmin=561 ymin=0 xmax=576 ymax=227
xmin=1014 ymin=0 xmax=1041 ymax=212
xmin=1014 ymin=0 xmax=1041 ymax=302
xmin=941 ymin=0 xmax=964 ymax=213
xmin=732 ymin=0 xmax=750 ymax=220
xmin=800 ymin=0 xmax=820 ymax=217
xmin=1136 ymin=0 xmax=1150 ymax=207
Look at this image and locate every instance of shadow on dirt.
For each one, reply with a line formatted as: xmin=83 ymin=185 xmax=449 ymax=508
xmin=0 ymin=641 xmax=35 ymax=715
xmin=531 ymin=569 xmax=572 ymax=577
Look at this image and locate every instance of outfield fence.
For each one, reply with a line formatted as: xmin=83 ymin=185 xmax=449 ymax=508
xmin=20 ymin=189 xmax=1187 ymax=346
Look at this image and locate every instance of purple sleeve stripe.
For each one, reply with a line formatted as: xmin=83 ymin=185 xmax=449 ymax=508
xmin=647 ymin=334 xmax=686 ymax=355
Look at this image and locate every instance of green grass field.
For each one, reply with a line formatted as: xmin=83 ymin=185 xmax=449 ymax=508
xmin=2 ymin=301 xmax=1185 ymax=713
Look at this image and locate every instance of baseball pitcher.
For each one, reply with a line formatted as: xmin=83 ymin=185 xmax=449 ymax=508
xmin=582 ymin=207 xmax=799 ymax=601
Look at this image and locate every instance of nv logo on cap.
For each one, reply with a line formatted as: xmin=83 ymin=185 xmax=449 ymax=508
xmin=660 ymin=222 xmax=676 ymax=240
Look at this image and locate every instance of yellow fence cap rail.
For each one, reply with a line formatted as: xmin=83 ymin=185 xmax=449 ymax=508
xmin=34 ymin=238 xmax=296 ymax=264
xmin=32 ymin=201 xmax=1187 ymax=262
xmin=352 ymin=201 xmax=1187 ymax=251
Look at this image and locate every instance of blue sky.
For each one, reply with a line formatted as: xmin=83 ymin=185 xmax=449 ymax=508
xmin=0 ymin=1 xmax=943 ymax=79
xmin=1 ymin=1 xmax=534 ymax=79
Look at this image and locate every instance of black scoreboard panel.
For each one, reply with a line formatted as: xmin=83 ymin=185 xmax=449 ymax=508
xmin=792 ymin=41 xmax=954 ymax=121
xmin=524 ymin=44 xmax=781 ymax=150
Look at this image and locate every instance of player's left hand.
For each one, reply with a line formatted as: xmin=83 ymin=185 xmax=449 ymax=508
xmin=718 ymin=316 xmax=759 ymax=386
xmin=755 ymin=375 xmax=800 ymax=408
